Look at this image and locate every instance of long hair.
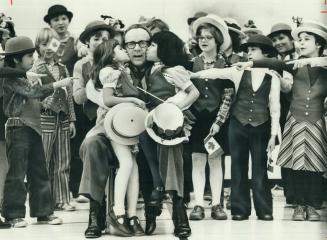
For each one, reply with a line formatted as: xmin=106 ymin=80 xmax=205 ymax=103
xmin=151 ymin=31 xmax=189 ymax=68
xmin=90 ymin=39 xmax=120 ymax=89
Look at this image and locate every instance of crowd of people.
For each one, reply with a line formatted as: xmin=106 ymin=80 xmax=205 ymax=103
xmin=0 ymin=4 xmax=327 ymax=239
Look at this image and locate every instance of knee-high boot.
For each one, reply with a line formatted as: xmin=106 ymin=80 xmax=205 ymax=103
xmin=172 ymin=193 xmax=191 ymax=238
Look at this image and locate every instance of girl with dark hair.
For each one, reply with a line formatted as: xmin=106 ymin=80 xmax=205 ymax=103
xmin=88 ymin=39 xmax=145 ymax=237
xmin=144 ymin=30 xmax=199 ymax=238
xmin=189 ymin=14 xmax=234 ymax=221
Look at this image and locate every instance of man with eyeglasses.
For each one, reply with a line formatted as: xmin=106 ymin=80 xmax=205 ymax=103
xmin=123 ymin=24 xmax=163 ymax=236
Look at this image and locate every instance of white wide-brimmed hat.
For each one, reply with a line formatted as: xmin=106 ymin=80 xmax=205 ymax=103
xmin=292 ymin=20 xmax=327 ymax=42
xmin=145 ymin=102 xmax=188 ymax=146
xmin=104 ymin=102 xmax=147 ymax=145
xmin=192 ymin=14 xmax=231 ymax=52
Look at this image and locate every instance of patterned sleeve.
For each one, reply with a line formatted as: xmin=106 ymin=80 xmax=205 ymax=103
xmin=64 ymin=67 xmax=76 ymax=122
xmin=215 ymin=88 xmax=234 ymax=126
xmin=99 ymin=67 xmax=121 ymax=89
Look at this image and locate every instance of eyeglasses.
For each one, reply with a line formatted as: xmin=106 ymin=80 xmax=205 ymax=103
xmin=197 ymin=36 xmax=214 ymax=41
xmin=125 ymin=40 xmax=149 ymax=49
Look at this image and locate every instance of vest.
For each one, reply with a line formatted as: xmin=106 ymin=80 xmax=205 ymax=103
xmin=146 ymin=66 xmax=175 ymax=110
xmin=290 ymin=66 xmax=327 ymax=123
xmin=81 ymin=61 xmax=98 ymax=121
xmin=120 ymin=70 xmax=140 ymax=98
xmin=192 ymin=56 xmax=227 ymax=112
xmin=56 ymin=37 xmax=78 ymax=76
xmin=231 ymin=70 xmax=272 ymax=127
xmin=40 ymin=64 xmax=69 ymax=114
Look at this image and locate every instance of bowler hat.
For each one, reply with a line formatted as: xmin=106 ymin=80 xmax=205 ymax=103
xmin=79 ymin=20 xmax=115 ymax=44
xmin=240 ymin=34 xmax=278 ymax=57
xmin=267 ymin=23 xmax=292 ymax=39
xmin=145 ymin=102 xmax=189 ymax=146
xmin=187 ymin=11 xmax=207 ymax=25
xmin=0 ymin=36 xmax=35 ymax=56
xmin=193 ymin=14 xmax=232 ymax=52
xmin=44 ymin=5 xmax=73 ymax=24
xmin=104 ymin=103 xmax=147 ymax=145
xmin=292 ymin=20 xmax=327 ymax=42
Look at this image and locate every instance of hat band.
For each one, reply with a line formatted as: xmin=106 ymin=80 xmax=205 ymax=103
xmin=152 ymin=122 xmax=183 ymax=140
xmin=111 ymin=121 xmax=138 ymax=139
xmin=299 ymin=22 xmax=327 ymax=33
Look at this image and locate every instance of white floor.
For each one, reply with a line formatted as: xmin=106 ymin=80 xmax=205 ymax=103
xmin=1 ymin=190 xmax=326 ymax=240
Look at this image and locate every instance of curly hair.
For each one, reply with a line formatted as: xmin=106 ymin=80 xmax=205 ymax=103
xmin=90 ymin=39 xmax=120 ymax=89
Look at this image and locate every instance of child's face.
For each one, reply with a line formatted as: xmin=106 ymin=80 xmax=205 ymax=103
xmin=198 ymin=29 xmax=217 ymax=54
xmin=247 ymin=46 xmax=265 ymax=61
xmin=19 ymin=53 xmax=34 ymax=70
xmin=146 ymin=42 xmax=160 ymax=62
xmin=38 ymin=39 xmax=56 ymax=60
xmin=50 ymin=14 xmax=70 ymax=35
xmin=271 ymin=33 xmax=293 ymax=54
xmin=298 ymin=32 xmax=320 ymax=57
xmin=113 ymin=45 xmax=130 ymax=63
xmin=88 ymin=30 xmax=110 ymax=53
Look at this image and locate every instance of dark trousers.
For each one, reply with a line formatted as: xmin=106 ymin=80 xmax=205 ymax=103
xmin=2 ymin=126 xmax=53 ymax=219
xmin=291 ymin=170 xmax=323 ymax=207
xmin=229 ymin=117 xmax=272 ymax=217
xmin=78 ymin=134 xmax=118 ymax=203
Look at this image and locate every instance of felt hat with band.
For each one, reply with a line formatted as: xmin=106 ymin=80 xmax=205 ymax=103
xmin=104 ymin=102 xmax=147 ymax=145
xmin=292 ymin=21 xmax=327 ymax=42
xmin=267 ymin=23 xmax=292 ymax=39
xmin=0 ymin=36 xmax=35 ymax=56
xmin=79 ymin=20 xmax=115 ymax=44
xmin=192 ymin=14 xmax=231 ymax=52
xmin=44 ymin=5 xmax=73 ymax=24
xmin=240 ymin=34 xmax=278 ymax=57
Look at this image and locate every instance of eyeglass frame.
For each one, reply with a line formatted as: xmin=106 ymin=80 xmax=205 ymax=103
xmin=124 ymin=40 xmax=150 ymax=49
xmin=196 ymin=35 xmax=214 ymax=42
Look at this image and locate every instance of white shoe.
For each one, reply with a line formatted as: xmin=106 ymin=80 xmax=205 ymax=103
xmin=37 ymin=214 xmax=63 ymax=225
xmin=8 ymin=218 xmax=28 ymax=228
xmin=55 ymin=203 xmax=76 ymax=211
xmin=74 ymin=195 xmax=89 ymax=203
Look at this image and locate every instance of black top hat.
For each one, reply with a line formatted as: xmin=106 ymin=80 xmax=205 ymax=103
xmin=44 ymin=5 xmax=73 ymax=24
xmin=240 ymin=34 xmax=278 ymax=57
xmin=79 ymin=20 xmax=115 ymax=44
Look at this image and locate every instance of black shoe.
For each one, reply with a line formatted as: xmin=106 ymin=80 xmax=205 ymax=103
xmin=85 ymin=201 xmax=102 ymax=238
xmin=189 ymin=205 xmax=205 ymax=220
xmin=148 ymin=187 xmax=164 ymax=206
xmin=172 ymin=196 xmax=191 ymax=238
xmin=0 ymin=219 xmax=11 ymax=229
xmin=128 ymin=216 xmax=144 ymax=236
xmin=145 ymin=214 xmax=156 ymax=235
xmin=211 ymin=204 xmax=227 ymax=220
xmin=226 ymin=197 xmax=231 ymax=210
xmin=107 ymin=209 xmax=134 ymax=237
xmin=258 ymin=214 xmax=273 ymax=221
xmin=232 ymin=214 xmax=249 ymax=221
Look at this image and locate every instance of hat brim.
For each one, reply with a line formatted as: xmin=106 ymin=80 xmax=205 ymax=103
xmin=104 ymin=103 xmax=141 ymax=146
xmin=292 ymin=27 xmax=327 ymax=42
xmin=192 ymin=15 xmax=231 ymax=52
xmin=145 ymin=110 xmax=187 ymax=146
xmin=0 ymin=47 xmax=35 ymax=56
xmin=44 ymin=11 xmax=73 ymax=24
xmin=243 ymin=28 xmax=263 ymax=35
xmin=79 ymin=24 xmax=115 ymax=44
xmin=229 ymin=27 xmax=246 ymax=38
xmin=267 ymin=29 xmax=292 ymax=39
xmin=240 ymin=42 xmax=278 ymax=57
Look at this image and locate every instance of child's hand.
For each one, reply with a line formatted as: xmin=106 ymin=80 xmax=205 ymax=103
xmin=209 ymin=123 xmax=220 ymax=136
xmin=266 ymin=135 xmax=276 ymax=157
xmin=26 ymin=72 xmax=46 ymax=84
xmin=53 ymin=77 xmax=77 ymax=88
xmin=131 ymin=98 xmax=146 ymax=109
xmin=232 ymin=61 xmax=253 ymax=71
xmin=70 ymin=122 xmax=76 ymax=138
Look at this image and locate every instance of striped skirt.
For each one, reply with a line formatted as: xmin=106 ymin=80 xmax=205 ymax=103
xmin=277 ymin=113 xmax=327 ymax=172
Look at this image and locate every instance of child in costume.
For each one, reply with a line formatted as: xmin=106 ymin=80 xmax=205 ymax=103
xmin=189 ymin=14 xmax=233 ymax=221
xmin=191 ymin=34 xmax=281 ymax=221
xmin=90 ymin=39 xmax=145 ymax=237
xmin=1 ymin=36 xmax=72 ymax=228
xmin=32 ymin=28 xmax=76 ymax=211
xmin=145 ymin=30 xmax=199 ymax=238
